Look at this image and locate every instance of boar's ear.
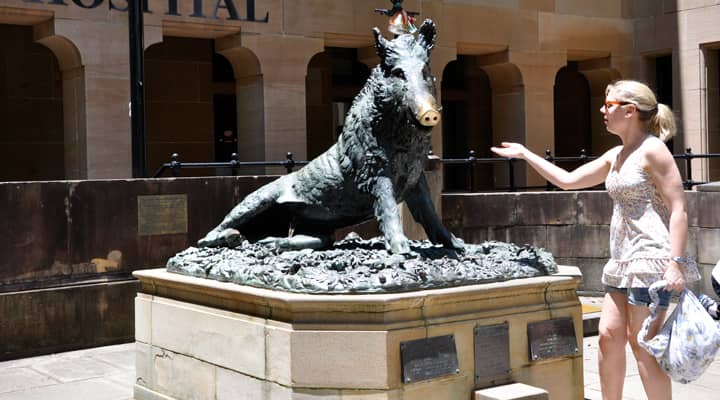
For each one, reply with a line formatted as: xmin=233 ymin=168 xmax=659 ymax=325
xmin=418 ymin=19 xmax=437 ymax=54
xmin=373 ymin=27 xmax=389 ymax=62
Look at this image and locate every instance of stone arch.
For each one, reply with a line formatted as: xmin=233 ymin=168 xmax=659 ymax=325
xmin=33 ymin=29 xmax=86 ymax=179
xmin=441 ymin=57 xmax=493 ymax=192
xmin=0 ymin=21 xmax=84 ymax=180
xmin=439 ymin=51 xmax=525 ymax=191
xmin=143 ymin=37 xmax=250 ymax=176
xmin=577 ymin=63 xmax=622 ymax=156
xmin=478 ymin=61 xmax=525 ymax=189
xmin=305 ymin=48 xmax=370 ymax=159
xmin=215 ymin=44 xmax=265 ymax=171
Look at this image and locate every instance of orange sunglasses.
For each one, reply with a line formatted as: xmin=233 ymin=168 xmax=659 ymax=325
xmin=604 ymin=100 xmax=632 ymax=110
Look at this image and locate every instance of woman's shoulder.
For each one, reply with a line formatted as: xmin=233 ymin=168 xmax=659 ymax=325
xmin=643 ymin=134 xmax=668 ymax=148
xmin=640 ymin=134 xmax=674 ymax=168
xmin=641 ymin=135 xmax=672 ymax=156
xmin=600 ymin=145 xmax=623 ymax=163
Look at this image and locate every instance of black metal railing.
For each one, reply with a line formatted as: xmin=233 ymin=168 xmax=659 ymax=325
xmin=152 ymin=148 xmax=720 ymax=191
xmin=152 ymin=152 xmax=309 ymax=177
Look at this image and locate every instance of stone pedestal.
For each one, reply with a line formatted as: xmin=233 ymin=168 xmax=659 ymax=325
xmin=133 ymin=266 xmax=584 ymax=400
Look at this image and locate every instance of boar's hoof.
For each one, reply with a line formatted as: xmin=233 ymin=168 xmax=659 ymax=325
xmin=198 ymin=228 xmax=243 ymax=248
xmin=389 ymin=235 xmax=411 ymax=255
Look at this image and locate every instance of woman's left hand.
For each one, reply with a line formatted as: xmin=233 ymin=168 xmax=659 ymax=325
xmin=664 ymin=263 xmax=687 ymax=292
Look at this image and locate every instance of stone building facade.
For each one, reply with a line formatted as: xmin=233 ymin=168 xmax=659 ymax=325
xmin=0 ymin=0 xmax=718 ymax=186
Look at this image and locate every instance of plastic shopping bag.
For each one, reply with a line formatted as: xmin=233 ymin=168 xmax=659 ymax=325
xmin=637 ymin=281 xmax=720 ymax=384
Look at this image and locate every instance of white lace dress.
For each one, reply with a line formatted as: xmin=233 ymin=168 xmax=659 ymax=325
xmin=602 ymin=144 xmax=701 ymax=288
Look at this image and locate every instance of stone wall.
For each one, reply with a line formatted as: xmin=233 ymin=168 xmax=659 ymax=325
xmin=0 ymin=176 xmax=274 ymax=360
xmin=443 ymin=190 xmax=720 ymax=297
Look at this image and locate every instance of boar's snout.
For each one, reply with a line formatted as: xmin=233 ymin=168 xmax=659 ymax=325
xmin=418 ymin=108 xmax=440 ymax=126
xmin=416 ymin=99 xmax=441 ymax=127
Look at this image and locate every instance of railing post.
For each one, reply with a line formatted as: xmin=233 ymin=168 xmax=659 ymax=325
xmin=508 ymin=158 xmax=516 ymax=192
xmin=468 ymin=150 xmax=476 ymax=192
xmin=545 ymin=149 xmax=554 ymax=190
xmin=285 ymin=152 xmax=296 ymax=174
xmin=170 ymin=153 xmax=180 ymax=177
xmin=230 ymin=153 xmax=239 ymax=176
xmin=685 ymin=147 xmax=693 ymax=190
xmin=580 ymin=148 xmax=588 ymax=160
xmin=426 ymin=150 xmax=441 ymax=171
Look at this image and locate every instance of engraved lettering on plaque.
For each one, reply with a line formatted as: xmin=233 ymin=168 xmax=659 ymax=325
xmin=137 ymin=194 xmax=188 ymax=236
xmin=400 ymin=335 xmax=459 ymax=383
xmin=527 ymin=317 xmax=579 ymax=361
xmin=474 ymin=322 xmax=511 ymax=386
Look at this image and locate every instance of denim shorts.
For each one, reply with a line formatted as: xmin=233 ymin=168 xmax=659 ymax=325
xmin=605 ymin=285 xmax=672 ymax=310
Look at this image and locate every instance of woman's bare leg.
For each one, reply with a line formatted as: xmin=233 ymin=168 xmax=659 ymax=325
xmin=628 ymin=304 xmax=671 ymax=400
xmin=598 ymin=291 xmax=630 ymax=400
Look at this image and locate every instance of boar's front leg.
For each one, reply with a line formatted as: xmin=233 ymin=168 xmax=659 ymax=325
xmin=405 ymin=174 xmax=464 ymax=252
xmin=197 ymin=180 xmax=283 ymax=247
xmin=370 ymin=175 xmax=410 ymax=254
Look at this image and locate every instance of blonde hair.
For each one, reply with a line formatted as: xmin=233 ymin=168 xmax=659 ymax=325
xmin=605 ymin=80 xmax=676 ymax=142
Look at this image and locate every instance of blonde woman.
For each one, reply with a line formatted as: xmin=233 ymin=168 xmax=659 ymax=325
xmin=491 ymin=80 xmax=700 ymax=400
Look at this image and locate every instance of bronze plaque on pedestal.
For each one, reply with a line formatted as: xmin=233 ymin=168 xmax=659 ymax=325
xmin=474 ymin=322 xmax=511 ymax=386
xmin=137 ymin=194 xmax=188 ymax=236
xmin=527 ymin=317 xmax=578 ymax=361
xmin=400 ymin=335 xmax=459 ymax=383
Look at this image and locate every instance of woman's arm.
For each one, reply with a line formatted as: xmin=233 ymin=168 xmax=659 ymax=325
xmin=491 ymin=142 xmax=617 ymax=190
xmin=643 ymin=138 xmax=688 ymax=291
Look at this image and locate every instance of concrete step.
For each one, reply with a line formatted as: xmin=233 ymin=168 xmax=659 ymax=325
xmin=581 ymin=297 xmax=602 ymax=337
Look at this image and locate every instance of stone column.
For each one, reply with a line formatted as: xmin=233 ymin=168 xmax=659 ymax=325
xmin=60 ymin=66 xmax=87 ymax=179
xmin=241 ymin=35 xmax=324 ymax=166
xmin=683 ymin=47 xmax=711 ymax=182
xmin=512 ymin=51 xmax=566 ymax=187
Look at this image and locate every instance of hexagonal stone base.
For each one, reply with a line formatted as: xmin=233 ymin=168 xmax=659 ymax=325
xmin=133 ymin=267 xmax=584 ymax=400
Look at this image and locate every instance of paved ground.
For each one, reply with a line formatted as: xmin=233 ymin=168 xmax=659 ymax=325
xmin=0 ymin=344 xmax=134 ymax=400
xmin=1 ymin=297 xmax=719 ymax=399
xmin=583 ymin=335 xmax=720 ymax=399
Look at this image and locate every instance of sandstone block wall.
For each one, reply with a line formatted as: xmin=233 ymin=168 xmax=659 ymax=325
xmin=443 ymin=191 xmax=720 ymax=297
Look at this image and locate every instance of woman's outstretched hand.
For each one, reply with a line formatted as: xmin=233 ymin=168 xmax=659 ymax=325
xmin=490 ymin=142 xmax=528 ymax=159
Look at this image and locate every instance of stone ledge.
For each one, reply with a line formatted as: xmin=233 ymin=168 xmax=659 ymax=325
xmin=697 ymin=182 xmax=720 ymax=192
xmin=133 ymin=266 xmax=582 ymax=326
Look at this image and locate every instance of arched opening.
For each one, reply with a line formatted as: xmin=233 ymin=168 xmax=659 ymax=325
xmin=144 ymin=37 xmax=238 ymax=176
xmin=306 ymin=47 xmax=370 ymax=160
xmin=643 ymin=54 xmax=675 ymax=153
xmin=575 ymin=63 xmax=622 ymax=158
xmin=554 ymin=62 xmax=591 ymax=171
xmin=0 ymin=24 xmax=64 ymax=181
xmin=441 ymin=56 xmax=493 ymax=192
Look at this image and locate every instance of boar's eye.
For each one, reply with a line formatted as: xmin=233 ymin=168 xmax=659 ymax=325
xmin=391 ymin=68 xmax=406 ymax=80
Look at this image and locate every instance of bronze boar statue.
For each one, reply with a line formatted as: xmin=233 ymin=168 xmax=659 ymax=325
xmin=198 ymin=19 xmax=463 ymax=254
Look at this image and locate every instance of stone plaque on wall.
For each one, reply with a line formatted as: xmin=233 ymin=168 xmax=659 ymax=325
xmin=400 ymin=335 xmax=459 ymax=383
xmin=137 ymin=194 xmax=188 ymax=236
xmin=474 ymin=322 xmax=511 ymax=386
xmin=527 ymin=317 xmax=578 ymax=361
